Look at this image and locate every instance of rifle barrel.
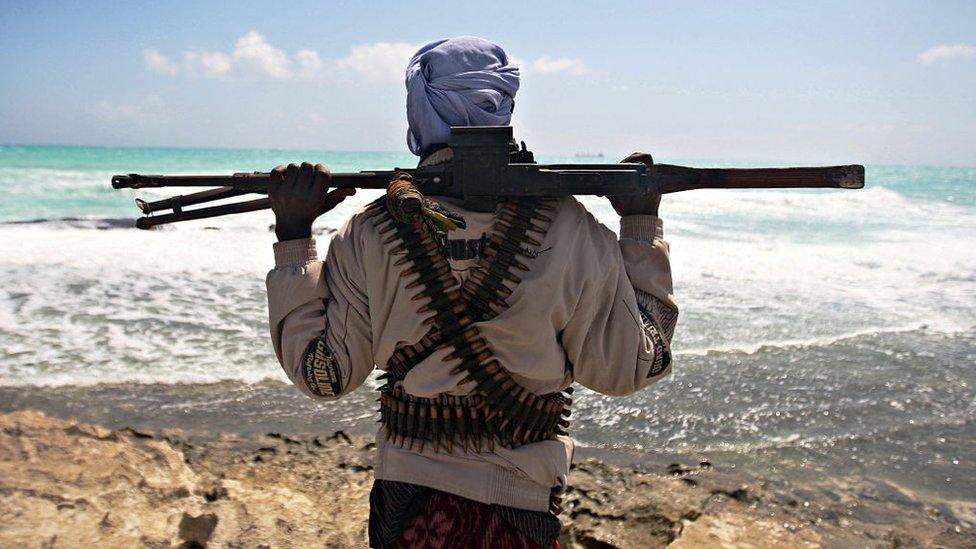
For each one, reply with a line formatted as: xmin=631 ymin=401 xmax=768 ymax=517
xmin=112 ymin=172 xmax=397 ymax=191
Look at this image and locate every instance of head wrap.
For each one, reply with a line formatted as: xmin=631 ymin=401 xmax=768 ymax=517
xmin=405 ymin=36 xmax=520 ymax=156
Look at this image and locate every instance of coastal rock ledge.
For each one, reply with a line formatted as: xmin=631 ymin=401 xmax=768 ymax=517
xmin=1 ymin=410 xmax=972 ymax=548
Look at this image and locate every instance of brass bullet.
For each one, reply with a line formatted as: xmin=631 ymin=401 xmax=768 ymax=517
xmin=404 ymin=267 xmax=452 ymax=289
xmin=488 ymin=234 xmax=534 ymax=258
xmin=483 ymin=249 xmax=529 ymax=271
xmin=483 ymin=375 xmax=517 ymax=405
xmin=483 ymin=263 xmax=522 ymax=284
xmin=475 ymin=371 xmax=507 ymax=402
xmin=469 ymin=405 xmax=482 ymax=453
xmin=394 ymin=245 xmax=439 ymax=266
xmin=455 ymin=402 xmax=468 ymax=453
xmin=541 ymin=406 xmax=559 ymax=436
xmin=442 ymin=403 xmax=454 ymax=453
xmin=495 ymin=214 xmax=546 ymax=235
xmin=521 ymin=398 xmax=549 ymax=444
xmin=430 ymin=404 xmax=441 ymax=453
xmin=508 ymin=392 xmax=536 ymax=437
xmin=395 ymin=399 xmax=406 ymax=448
xmin=498 ymin=388 xmax=528 ymax=431
xmin=416 ymin=402 xmax=428 ymax=453
xmin=407 ymin=400 xmax=419 ymax=446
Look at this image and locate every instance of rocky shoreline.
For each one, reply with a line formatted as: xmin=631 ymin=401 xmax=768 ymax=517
xmin=1 ymin=410 xmax=973 ymax=548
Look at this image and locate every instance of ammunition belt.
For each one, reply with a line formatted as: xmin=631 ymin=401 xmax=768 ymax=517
xmin=378 ymin=385 xmax=570 ymax=455
xmin=365 ymin=196 xmax=572 ymax=452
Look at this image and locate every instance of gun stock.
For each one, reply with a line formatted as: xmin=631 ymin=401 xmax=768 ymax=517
xmin=652 ymin=164 xmax=865 ymax=193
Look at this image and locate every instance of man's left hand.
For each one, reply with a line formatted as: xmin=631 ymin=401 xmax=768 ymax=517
xmin=608 ymin=152 xmax=661 ymax=216
xmin=270 ymin=162 xmax=355 ymax=241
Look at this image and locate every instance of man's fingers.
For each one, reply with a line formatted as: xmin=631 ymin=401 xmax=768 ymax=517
xmin=269 ymin=165 xmax=286 ymax=194
xmin=297 ymin=162 xmax=314 ymax=189
xmin=622 ymin=152 xmax=654 ymax=165
xmin=312 ymin=163 xmax=332 ymax=191
xmin=284 ymin=163 xmax=300 ymax=184
xmin=271 ymin=164 xmax=287 ymax=181
xmin=320 ymin=187 xmax=356 ymax=213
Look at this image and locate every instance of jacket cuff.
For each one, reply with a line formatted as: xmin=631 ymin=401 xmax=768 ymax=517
xmin=620 ymin=215 xmax=663 ymax=243
xmin=273 ymin=238 xmax=318 ymax=267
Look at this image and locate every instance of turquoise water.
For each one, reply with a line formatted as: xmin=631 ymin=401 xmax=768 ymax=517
xmin=0 ymin=145 xmax=417 ymax=221
xmin=2 ymin=144 xmax=973 ymax=222
xmin=1 ymin=144 xmax=974 ymax=502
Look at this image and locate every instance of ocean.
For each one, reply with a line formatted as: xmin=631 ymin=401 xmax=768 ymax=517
xmin=0 ymin=145 xmax=973 ymax=505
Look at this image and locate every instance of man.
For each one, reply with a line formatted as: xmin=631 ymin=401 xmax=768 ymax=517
xmin=266 ymin=36 xmax=677 ymax=548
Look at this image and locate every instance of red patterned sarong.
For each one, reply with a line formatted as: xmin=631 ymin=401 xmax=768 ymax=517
xmin=394 ymin=491 xmax=559 ymax=549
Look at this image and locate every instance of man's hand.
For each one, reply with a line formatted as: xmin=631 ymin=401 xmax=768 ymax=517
xmin=608 ymin=152 xmax=661 ymax=216
xmin=270 ymin=162 xmax=356 ymax=241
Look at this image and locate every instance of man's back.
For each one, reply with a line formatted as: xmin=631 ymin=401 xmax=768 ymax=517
xmin=264 ymin=35 xmax=676 ymax=548
xmin=266 ymin=152 xmax=677 ymax=511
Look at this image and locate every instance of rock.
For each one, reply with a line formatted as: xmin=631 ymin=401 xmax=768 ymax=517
xmin=0 ymin=411 xmax=196 ymax=546
xmin=328 ymin=430 xmax=353 ymax=445
xmin=671 ymin=511 xmax=822 ymax=548
xmin=202 ymin=482 xmax=229 ymax=502
xmin=1 ymin=410 xmax=972 ymax=548
xmin=178 ymin=512 xmax=218 ymax=545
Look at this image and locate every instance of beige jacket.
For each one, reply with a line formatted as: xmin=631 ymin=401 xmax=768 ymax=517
xmin=266 ymin=175 xmax=678 ymax=512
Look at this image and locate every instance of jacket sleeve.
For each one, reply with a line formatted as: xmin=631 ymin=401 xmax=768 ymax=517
xmin=265 ymin=227 xmax=374 ymax=400
xmin=562 ymin=213 xmax=678 ymax=396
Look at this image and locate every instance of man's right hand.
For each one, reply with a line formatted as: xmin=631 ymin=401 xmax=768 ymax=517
xmin=607 ymin=152 xmax=661 ymax=217
xmin=269 ymin=162 xmax=356 ymax=241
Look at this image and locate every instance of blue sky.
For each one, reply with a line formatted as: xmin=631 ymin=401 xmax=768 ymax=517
xmin=1 ymin=1 xmax=974 ymax=165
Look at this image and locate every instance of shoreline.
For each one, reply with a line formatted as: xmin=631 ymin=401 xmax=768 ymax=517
xmin=3 ymin=379 xmax=974 ymax=504
xmin=1 ymin=409 xmax=973 ymax=548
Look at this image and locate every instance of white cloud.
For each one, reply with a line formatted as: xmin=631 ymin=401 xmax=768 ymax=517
xmin=330 ymin=44 xmax=588 ymax=82
xmin=147 ymin=34 xmax=588 ymax=84
xmin=296 ymin=49 xmax=323 ymax=76
xmin=143 ymin=49 xmax=178 ymax=75
xmin=335 ymin=42 xmax=419 ymax=82
xmin=178 ymin=30 xmax=305 ymax=79
xmin=201 ymin=52 xmax=233 ymax=78
xmin=509 ymin=55 xmax=588 ymax=76
xmin=184 ymin=51 xmax=233 ymax=78
xmin=530 ymin=55 xmax=588 ymax=75
xmin=231 ymin=30 xmax=292 ymax=78
xmin=508 ymin=55 xmax=527 ymax=71
xmin=917 ymin=44 xmax=976 ymax=64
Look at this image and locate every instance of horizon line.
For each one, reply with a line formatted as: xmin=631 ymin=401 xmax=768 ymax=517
xmin=1 ymin=141 xmax=974 ymax=170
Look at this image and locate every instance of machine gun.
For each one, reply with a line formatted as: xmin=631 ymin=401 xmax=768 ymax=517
xmin=112 ymin=126 xmax=865 ymax=229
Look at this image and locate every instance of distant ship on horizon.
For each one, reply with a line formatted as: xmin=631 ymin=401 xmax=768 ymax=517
xmin=574 ymin=152 xmax=604 ymax=158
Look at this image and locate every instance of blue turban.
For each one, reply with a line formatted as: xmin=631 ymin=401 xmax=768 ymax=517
xmin=406 ymin=36 xmax=520 ymax=156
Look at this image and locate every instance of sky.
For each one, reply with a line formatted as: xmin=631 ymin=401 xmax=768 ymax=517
xmin=0 ymin=1 xmax=974 ymax=166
